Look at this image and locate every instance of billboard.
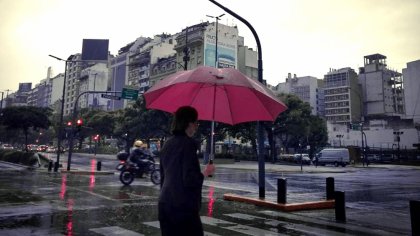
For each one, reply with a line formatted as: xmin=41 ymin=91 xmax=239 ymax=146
xmin=18 ymin=83 xmax=32 ymax=93
xmin=204 ymin=23 xmax=237 ymax=69
xmin=81 ymin=39 xmax=109 ymax=61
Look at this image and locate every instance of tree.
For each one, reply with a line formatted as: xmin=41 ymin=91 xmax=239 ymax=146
xmin=225 ymin=122 xmax=257 ymax=157
xmin=114 ymin=97 xmax=172 ymax=152
xmin=307 ymin=115 xmax=328 ymax=157
xmin=272 ymin=93 xmax=328 ymax=157
xmin=0 ymin=106 xmax=52 ymax=152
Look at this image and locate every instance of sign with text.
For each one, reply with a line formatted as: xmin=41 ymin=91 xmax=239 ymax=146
xmin=121 ymin=88 xmax=139 ymax=100
xmin=101 ymin=94 xmax=121 ymax=100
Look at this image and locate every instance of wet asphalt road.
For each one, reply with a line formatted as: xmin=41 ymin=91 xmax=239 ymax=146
xmin=0 ymin=154 xmax=419 ymax=235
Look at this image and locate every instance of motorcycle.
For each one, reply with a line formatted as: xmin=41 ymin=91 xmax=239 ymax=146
xmin=116 ymin=151 xmax=161 ymax=185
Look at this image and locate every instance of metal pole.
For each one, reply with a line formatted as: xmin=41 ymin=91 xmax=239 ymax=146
xmin=277 ymin=178 xmax=287 ymax=204
xmin=335 ymin=191 xmax=346 ymax=222
xmin=183 ymin=26 xmax=189 ymax=71
xmin=326 ymin=177 xmax=335 ymax=200
xmin=67 ymin=90 xmax=121 ymax=170
xmin=93 ymin=73 xmax=97 ymax=108
xmin=208 ymin=14 xmax=223 ymax=164
xmin=361 ymin=123 xmax=365 ymax=166
xmin=56 ymin=59 xmax=68 ymax=172
xmin=209 ymin=0 xmax=266 ymax=199
xmin=410 ymin=200 xmax=420 ymax=235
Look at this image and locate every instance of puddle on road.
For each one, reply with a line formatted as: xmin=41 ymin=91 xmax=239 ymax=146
xmin=0 ymin=214 xmax=42 ymax=229
xmin=0 ymin=190 xmax=42 ymax=204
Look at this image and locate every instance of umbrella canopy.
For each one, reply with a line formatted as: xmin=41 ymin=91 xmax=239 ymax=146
xmin=144 ymin=66 xmax=287 ymax=125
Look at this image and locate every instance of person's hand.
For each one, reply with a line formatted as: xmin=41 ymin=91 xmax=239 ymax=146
xmin=203 ymin=163 xmax=215 ymax=177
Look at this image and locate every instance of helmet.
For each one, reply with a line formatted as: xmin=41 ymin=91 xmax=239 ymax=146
xmin=134 ymin=140 xmax=143 ymax=147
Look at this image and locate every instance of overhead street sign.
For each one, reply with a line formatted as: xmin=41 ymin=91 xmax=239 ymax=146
xmin=101 ymin=94 xmax=121 ymax=100
xmin=121 ymin=88 xmax=139 ymax=100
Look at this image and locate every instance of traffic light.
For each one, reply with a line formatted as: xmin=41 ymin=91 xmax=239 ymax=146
xmin=93 ymin=134 xmax=99 ymax=142
xmin=76 ymin=118 xmax=83 ymax=132
xmin=67 ymin=121 xmax=72 ymax=126
xmin=347 ymin=123 xmax=353 ymax=130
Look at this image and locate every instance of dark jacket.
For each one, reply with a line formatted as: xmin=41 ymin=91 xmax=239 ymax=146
xmin=158 ymin=132 xmax=204 ymax=212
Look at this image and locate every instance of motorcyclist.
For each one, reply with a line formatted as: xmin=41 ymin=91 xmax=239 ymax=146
xmin=129 ymin=140 xmax=150 ymax=177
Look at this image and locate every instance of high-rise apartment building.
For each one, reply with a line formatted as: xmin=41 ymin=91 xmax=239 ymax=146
xmin=78 ymin=63 xmax=109 ymax=110
xmin=273 ymin=73 xmax=324 ymax=116
xmin=174 ymin=21 xmax=257 ymax=81
xmin=323 ymin=67 xmax=362 ymax=124
xmin=127 ymin=34 xmax=176 ymax=95
xmin=402 ymin=59 xmax=420 ymax=123
xmin=359 ymin=54 xmax=404 ymax=118
xmin=63 ymin=54 xmax=83 ymax=116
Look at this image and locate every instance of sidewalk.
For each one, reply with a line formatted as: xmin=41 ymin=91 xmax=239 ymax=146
xmin=67 ymin=152 xmax=420 ymax=174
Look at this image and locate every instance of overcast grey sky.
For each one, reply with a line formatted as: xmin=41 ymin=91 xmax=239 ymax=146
xmin=1 ymin=0 xmax=419 ymax=92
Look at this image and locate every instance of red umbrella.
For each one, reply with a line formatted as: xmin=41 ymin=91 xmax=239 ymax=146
xmin=144 ymin=66 xmax=287 ymax=125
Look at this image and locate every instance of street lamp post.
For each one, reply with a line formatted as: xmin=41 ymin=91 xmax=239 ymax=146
xmin=209 ymin=0 xmax=266 ymax=198
xmin=183 ymin=26 xmax=190 ymax=71
xmin=206 ymin=13 xmax=225 ymax=165
xmin=48 ymin=54 xmax=73 ymax=172
xmin=92 ymin=73 xmax=98 ymax=108
xmin=206 ymin=13 xmax=225 ymax=68
xmin=393 ymin=131 xmax=403 ymax=160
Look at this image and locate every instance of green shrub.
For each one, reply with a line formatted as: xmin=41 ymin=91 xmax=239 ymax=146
xmin=0 ymin=150 xmax=38 ymax=166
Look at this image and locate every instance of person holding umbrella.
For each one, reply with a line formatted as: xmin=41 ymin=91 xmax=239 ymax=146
xmin=158 ymin=106 xmax=215 ymax=236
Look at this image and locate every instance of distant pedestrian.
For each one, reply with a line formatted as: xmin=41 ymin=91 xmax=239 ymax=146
xmin=158 ymin=106 xmax=215 ymax=236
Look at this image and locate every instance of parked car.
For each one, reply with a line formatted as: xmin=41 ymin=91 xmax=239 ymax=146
xmin=293 ymin=154 xmax=311 ymax=165
xmin=37 ymin=145 xmax=48 ymax=152
xmin=27 ymin=144 xmax=38 ymax=151
xmin=316 ymin=148 xmax=350 ymax=167
xmin=46 ymin=146 xmax=57 ymax=153
xmin=0 ymin=144 xmax=14 ymax=150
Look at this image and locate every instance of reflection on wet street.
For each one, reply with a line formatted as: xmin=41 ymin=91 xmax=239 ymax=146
xmin=0 ymin=165 xmax=418 ymax=235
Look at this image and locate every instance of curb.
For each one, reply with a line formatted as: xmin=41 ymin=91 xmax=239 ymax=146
xmin=215 ymin=165 xmax=348 ymax=174
xmin=224 ymin=193 xmax=335 ymax=212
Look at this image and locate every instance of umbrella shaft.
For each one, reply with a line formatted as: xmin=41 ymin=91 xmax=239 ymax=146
xmin=210 ymin=121 xmax=215 ymax=160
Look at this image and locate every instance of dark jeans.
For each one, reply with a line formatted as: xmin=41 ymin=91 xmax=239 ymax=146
xmin=158 ymin=203 xmax=203 ymax=236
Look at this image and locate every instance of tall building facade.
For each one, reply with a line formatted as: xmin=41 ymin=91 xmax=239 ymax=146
xmin=359 ymin=54 xmax=404 ymax=118
xmin=78 ymin=63 xmax=109 ymax=110
xmin=27 ymin=79 xmax=51 ymax=108
xmin=50 ymin=73 xmax=64 ymax=114
xmin=402 ymin=59 xmax=420 ymax=123
xmin=127 ymin=34 xmax=176 ymax=95
xmin=237 ymin=36 xmax=258 ymax=80
xmin=274 ymin=74 xmax=324 ymax=116
xmin=63 ymin=54 xmax=83 ymax=116
xmin=109 ymin=52 xmax=128 ymax=111
xmin=174 ymin=21 xmax=257 ymax=80
xmin=323 ymin=67 xmax=362 ymax=124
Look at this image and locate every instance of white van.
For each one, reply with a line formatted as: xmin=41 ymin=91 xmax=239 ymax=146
xmin=316 ymin=148 xmax=350 ymax=167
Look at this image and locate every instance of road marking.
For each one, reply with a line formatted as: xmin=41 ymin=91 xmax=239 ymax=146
xmin=225 ymin=213 xmax=350 ymax=236
xmin=143 ymin=221 xmax=219 ymax=236
xmin=258 ymin=210 xmax=402 ymax=236
xmin=200 ymin=216 xmax=285 ymax=236
xmin=89 ymin=226 xmax=144 ymax=236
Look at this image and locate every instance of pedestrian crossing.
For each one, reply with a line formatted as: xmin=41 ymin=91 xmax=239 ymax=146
xmin=89 ymin=210 xmax=394 ymax=236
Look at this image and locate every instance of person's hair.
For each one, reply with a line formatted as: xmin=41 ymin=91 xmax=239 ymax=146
xmin=171 ymin=106 xmax=198 ymax=134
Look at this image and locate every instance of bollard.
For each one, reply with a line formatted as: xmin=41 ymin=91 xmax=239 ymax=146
xmin=335 ymin=191 xmax=346 ymax=222
xmin=53 ymin=162 xmax=59 ymax=172
xmin=97 ymin=161 xmax=102 ymax=171
xmin=277 ymin=178 xmax=287 ymax=204
xmin=326 ymin=177 xmax=335 ymax=200
xmin=410 ymin=200 xmax=420 ymax=236
xmin=48 ymin=161 xmax=53 ymax=172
